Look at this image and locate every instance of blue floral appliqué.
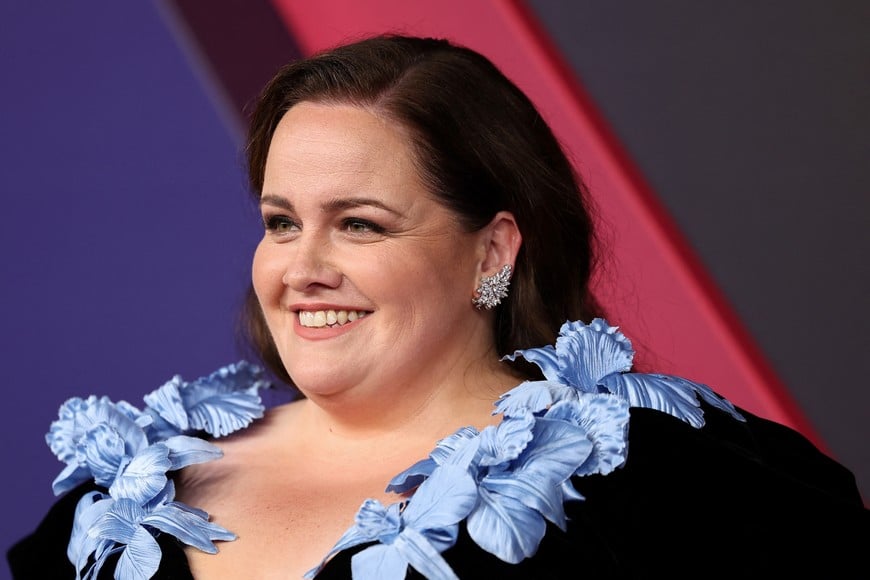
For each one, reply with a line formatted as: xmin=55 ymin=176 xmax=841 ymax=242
xmin=46 ymin=361 xmax=268 ymax=580
xmin=306 ymin=318 xmax=745 ymax=579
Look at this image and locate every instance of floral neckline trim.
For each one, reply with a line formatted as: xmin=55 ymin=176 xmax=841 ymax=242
xmin=47 ymin=361 xmax=269 ymax=579
xmin=47 ymin=320 xmax=744 ymax=580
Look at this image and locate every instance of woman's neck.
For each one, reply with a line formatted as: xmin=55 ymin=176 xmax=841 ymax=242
xmin=287 ymin=356 xmax=522 ymax=456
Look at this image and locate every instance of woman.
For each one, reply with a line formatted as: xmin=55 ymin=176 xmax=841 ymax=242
xmin=9 ymin=34 xmax=868 ymax=579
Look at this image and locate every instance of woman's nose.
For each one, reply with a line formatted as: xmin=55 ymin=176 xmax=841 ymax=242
xmin=281 ymin=233 xmax=342 ymax=291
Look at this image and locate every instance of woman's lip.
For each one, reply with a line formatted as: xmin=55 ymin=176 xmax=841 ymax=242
xmin=289 ymin=303 xmax=372 ymax=312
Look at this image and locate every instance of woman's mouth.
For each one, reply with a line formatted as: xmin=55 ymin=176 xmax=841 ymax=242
xmin=297 ymin=310 xmax=369 ymax=328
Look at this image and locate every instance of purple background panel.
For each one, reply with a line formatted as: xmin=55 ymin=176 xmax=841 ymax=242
xmin=0 ymin=1 xmax=275 ymax=568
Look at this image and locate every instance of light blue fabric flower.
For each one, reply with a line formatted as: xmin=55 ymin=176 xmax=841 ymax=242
xmin=600 ymin=371 xmax=743 ymax=427
xmin=383 ymin=409 xmax=600 ymax=567
xmin=467 ymin=412 xmax=592 ymax=562
xmin=77 ymin=481 xmax=235 ymax=580
xmin=504 ymin=318 xmax=633 ymax=394
xmin=545 ymin=395 xmax=630 ymax=477
xmin=46 ymin=362 xmax=268 ymax=579
xmin=504 ymin=318 xmax=745 ymax=426
xmin=305 ymin=462 xmax=479 ymax=580
xmin=47 ymin=396 xmax=152 ymax=495
xmin=143 ymin=360 xmax=268 ymax=440
xmin=67 ymin=489 xmax=113 ymax=579
xmin=386 ymin=427 xmax=480 ymax=495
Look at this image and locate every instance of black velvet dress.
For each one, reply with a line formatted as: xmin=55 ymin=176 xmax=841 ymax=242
xmin=8 ymin=402 xmax=869 ymax=579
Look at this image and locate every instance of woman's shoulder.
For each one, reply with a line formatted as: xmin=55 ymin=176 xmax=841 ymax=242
xmin=173 ymin=399 xmax=306 ymax=502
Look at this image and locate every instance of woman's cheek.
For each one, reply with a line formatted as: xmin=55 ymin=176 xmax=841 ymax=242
xmin=252 ymin=243 xmax=282 ymax=302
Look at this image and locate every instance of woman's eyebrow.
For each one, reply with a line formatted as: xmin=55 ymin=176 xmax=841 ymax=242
xmin=322 ymin=197 xmax=407 ymax=218
xmin=259 ymin=194 xmax=407 ymax=219
xmin=259 ymin=194 xmax=294 ymax=211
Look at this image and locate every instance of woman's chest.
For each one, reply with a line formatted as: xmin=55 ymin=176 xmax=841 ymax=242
xmin=180 ymin=466 xmax=406 ymax=579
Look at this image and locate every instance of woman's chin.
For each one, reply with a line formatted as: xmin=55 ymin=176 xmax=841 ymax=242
xmin=290 ymin=371 xmax=366 ymax=400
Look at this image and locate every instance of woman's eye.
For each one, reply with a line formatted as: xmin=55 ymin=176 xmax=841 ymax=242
xmin=264 ymin=215 xmax=298 ymax=233
xmin=342 ymin=218 xmax=384 ymax=234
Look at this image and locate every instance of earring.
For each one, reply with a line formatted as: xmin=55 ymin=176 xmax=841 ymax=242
xmin=472 ymin=264 xmax=512 ymax=310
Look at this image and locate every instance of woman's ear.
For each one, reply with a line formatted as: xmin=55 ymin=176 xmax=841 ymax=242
xmin=479 ymin=211 xmax=522 ymax=275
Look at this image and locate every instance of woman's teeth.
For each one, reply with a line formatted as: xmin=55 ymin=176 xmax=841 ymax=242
xmin=298 ymin=310 xmax=368 ymax=328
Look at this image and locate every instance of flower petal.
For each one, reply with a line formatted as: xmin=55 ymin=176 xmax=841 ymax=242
xmin=162 ymin=435 xmax=223 ymax=470
xmin=466 ymin=487 xmax=546 ymax=564
xmin=52 ymin=462 xmax=92 ymax=496
xmin=346 ymin=517 xmax=467 ymax=579
xmin=90 ymin=498 xmax=145 ymax=544
xmin=402 ymin=465 xmax=478 ymax=549
xmin=599 ymin=372 xmax=746 ymax=428
xmin=546 ymin=395 xmax=630 ymax=476
xmin=355 ymin=499 xmax=402 ymax=541
xmin=428 ymin=426 xmax=480 ymax=465
xmin=554 ymin=318 xmax=634 ymax=392
xmin=392 ymin=527 xmax=460 ymax=580
xmin=144 ymin=478 xmax=177 ymax=510
xmin=482 ymin=474 xmax=567 ymax=531
xmin=144 ymin=503 xmax=235 ymax=553
xmin=79 ymin=424 xmax=127 ymax=487
xmin=478 ymin=413 xmax=534 ymax=467
xmin=47 ymin=396 xmax=148 ymax=478
xmin=68 ymin=491 xmax=112 ymax=575
xmin=512 ymin=418 xmax=592 ymax=486
xmin=502 ymin=344 xmax=560 ymax=382
xmin=109 ymin=445 xmax=171 ymax=503
xmin=481 ymin=418 xmax=591 ymax=529
xmin=180 ymin=362 xmax=267 ymax=437
xmin=388 ymin=427 xmax=481 ymax=493
xmin=115 ymin=526 xmax=161 ymax=580
xmin=493 ymin=380 xmax=564 ymax=418
xmin=183 ymin=389 xmax=264 ymax=437
xmin=350 ymin=543 xmax=412 ymax=580
xmin=143 ymin=376 xmax=188 ymax=433
xmin=385 ymin=457 xmax=434 ymax=494
xmin=304 ymin=500 xmax=400 ymax=579
xmin=681 ymin=375 xmax=745 ymax=421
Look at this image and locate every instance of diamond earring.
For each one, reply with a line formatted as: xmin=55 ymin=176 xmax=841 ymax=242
xmin=472 ymin=264 xmax=512 ymax=310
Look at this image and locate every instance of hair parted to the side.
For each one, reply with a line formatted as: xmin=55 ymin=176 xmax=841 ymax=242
xmin=241 ymin=34 xmax=605 ymax=389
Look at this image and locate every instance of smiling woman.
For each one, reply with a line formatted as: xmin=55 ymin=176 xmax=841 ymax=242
xmin=8 ymin=34 xmax=869 ymax=579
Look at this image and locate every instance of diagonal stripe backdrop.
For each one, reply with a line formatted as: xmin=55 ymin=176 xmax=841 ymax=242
xmin=2 ymin=1 xmax=867 ymax=569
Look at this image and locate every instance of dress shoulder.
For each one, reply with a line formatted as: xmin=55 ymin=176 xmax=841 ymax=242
xmin=564 ymin=403 xmax=869 ymax=576
xmin=7 ymin=482 xmax=194 ymax=579
xmin=310 ymin=403 xmax=869 ymax=579
xmin=9 ymin=361 xmax=269 ymax=580
xmin=8 ymin=482 xmax=95 ymax=579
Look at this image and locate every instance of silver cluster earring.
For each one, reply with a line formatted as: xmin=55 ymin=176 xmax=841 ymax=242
xmin=472 ymin=264 xmax=512 ymax=310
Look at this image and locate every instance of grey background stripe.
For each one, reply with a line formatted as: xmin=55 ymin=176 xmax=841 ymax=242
xmin=526 ymin=0 xmax=869 ymax=501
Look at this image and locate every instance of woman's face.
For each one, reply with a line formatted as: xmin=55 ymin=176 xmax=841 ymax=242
xmin=253 ymin=102 xmax=487 ymax=397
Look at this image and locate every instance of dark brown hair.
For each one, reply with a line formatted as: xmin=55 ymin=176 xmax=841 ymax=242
xmin=241 ymin=34 xmax=604 ymax=387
